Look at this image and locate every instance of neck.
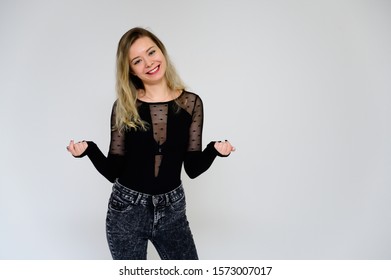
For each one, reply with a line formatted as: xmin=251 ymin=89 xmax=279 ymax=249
xmin=140 ymin=81 xmax=175 ymax=102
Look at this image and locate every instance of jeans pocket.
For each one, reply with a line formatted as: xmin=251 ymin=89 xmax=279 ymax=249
xmin=108 ymin=193 xmax=133 ymax=212
xmin=169 ymin=195 xmax=186 ymax=213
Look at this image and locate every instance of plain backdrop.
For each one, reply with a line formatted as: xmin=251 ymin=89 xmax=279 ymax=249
xmin=0 ymin=0 xmax=390 ymax=259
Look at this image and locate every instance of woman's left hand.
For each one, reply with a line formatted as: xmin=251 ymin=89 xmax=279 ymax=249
xmin=214 ymin=140 xmax=236 ymax=156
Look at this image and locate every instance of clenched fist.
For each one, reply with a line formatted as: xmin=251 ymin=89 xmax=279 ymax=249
xmin=67 ymin=140 xmax=88 ymax=157
xmin=214 ymin=140 xmax=235 ymax=156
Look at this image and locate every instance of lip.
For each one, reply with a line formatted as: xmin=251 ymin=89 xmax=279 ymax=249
xmin=146 ymin=65 xmax=160 ymax=75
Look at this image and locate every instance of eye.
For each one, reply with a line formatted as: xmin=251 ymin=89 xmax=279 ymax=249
xmin=148 ymin=49 xmax=156 ymax=56
xmin=133 ymin=59 xmax=142 ymax=65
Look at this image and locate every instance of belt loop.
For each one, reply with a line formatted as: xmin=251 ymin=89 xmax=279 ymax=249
xmin=135 ymin=194 xmax=142 ymax=205
xmin=165 ymin=194 xmax=170 ymax=206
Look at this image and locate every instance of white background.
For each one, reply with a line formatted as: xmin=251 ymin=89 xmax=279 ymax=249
xmin=0 ymin=0 xmax=390 ymax=259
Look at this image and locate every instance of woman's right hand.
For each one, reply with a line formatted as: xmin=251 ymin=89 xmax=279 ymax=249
xmin=214 ymin=140 xmax=235 ymax=157
xmin=67 ymin=140 xmax=88 ymax=157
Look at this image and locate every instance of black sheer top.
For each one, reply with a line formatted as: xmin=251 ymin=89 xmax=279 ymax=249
xmin=83 ymin=91 xmax=221 ymax=194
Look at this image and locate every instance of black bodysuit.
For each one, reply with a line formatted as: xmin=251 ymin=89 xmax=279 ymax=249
xmin=83 ymin=91 xmax=220 ymax=194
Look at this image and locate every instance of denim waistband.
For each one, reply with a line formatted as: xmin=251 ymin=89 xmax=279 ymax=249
xmin=112 ymin=179 xmax=185 ymax=207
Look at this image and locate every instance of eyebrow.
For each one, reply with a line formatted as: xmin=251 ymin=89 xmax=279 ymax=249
xmin=130 ymin=46 xmax=155 ymax=63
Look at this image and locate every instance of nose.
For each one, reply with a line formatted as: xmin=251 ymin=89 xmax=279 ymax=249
xmin=145 ymin=59 xmax=154 ymax=68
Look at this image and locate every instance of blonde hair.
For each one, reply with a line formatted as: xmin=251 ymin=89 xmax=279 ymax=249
xmin=114 ymin=27 xmax=186 ymax=132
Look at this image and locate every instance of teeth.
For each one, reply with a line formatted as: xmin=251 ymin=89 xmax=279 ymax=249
xmin=148 ymin=66 xmax=159 ymax=74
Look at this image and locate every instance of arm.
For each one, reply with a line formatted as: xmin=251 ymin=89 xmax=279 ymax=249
xmin=67 ymin=101 xmax=126 ymax=183
xmin=81 ymin=141 xmax=125 ymax=183
xmin=184 ymin=142 xmax=218 ymax=179
xmin=183 ymin=95 xmax=235 ymax=179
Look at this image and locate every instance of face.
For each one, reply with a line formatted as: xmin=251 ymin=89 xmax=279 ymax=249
xmin=128 ymin=36 xmax=167 ymax=86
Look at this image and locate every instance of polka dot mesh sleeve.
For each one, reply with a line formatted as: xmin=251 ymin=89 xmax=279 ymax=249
xmin=109 ymin=102 xmax=126 ymax=156
xmin=181 ymin=93 xmax=219 ymax=179
xmin=176 ymin=93 xmax=203 ymax=152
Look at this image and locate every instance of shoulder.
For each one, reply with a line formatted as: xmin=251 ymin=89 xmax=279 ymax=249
xmin=179 ymin=90 xmax=203 ymax=104
xmin=176 ymin=90 xmax=204 ymax=116
xmin=181 ymin=90 xmax=200 ymax=99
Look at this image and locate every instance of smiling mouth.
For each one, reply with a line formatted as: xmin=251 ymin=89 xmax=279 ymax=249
xmin=147 ymin=65 xmax=160 ymax=74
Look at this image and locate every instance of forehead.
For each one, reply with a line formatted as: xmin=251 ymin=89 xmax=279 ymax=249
xmin=129 ymin=36 xmax=157 ymax=57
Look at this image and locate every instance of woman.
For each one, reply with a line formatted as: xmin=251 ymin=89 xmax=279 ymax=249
xmin=67 ymin=27 xmax=235 ymax=260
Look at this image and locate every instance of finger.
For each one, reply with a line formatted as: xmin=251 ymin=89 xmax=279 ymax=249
xmin=74 ymin=141 xmax=88 ymax=156
xmin=79 ymin=141 xmax=88 ymax=152
xmin=214 ymin=141 xmax=223 ymax=151
xmin=218 ymin=141 xmax=229 ymax=153
xmin=221 ymin=141 xmax=235 ymax=155
xmin=67 ymin=140 xmax=76 ymax=155
xmin=227 ymin=142 xmax=235 ymax=152
xmin=222 ymin=143 xmax=232 ymax=155
xmin=224 ymin=140 xmax=236 ymax=152
xmin=81 ymin=141 xmax=88 ymax=150
xmin=74 ymin=143 xmax=82 ymax=155
xmin=215 ymin=142 xmax=229 ymax=155
xmin=74 ymin=144 xmax=82 ymax=155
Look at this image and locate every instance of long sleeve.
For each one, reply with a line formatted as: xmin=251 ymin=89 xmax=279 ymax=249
xmin=184 ymin=142 xmax=219 ymax=179
xmin=83 ymin=141 xmax=125 ymax=183
xmin=76 ymin=101 xmax=126 ymax=183
xmin=181 ymin=95 xmax=226 ymax=179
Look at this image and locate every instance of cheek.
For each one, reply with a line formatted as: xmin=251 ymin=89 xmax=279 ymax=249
xmin=130 ymin=64 xmax=142 ymax=76
xmin=155 ymin=51 xmax=165 ymax=63
xmin=158 ymin=56 xmax=167 ymax=70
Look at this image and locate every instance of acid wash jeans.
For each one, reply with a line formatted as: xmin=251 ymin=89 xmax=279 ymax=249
xmin=105 ymin=180 xmax=198 ymax=260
